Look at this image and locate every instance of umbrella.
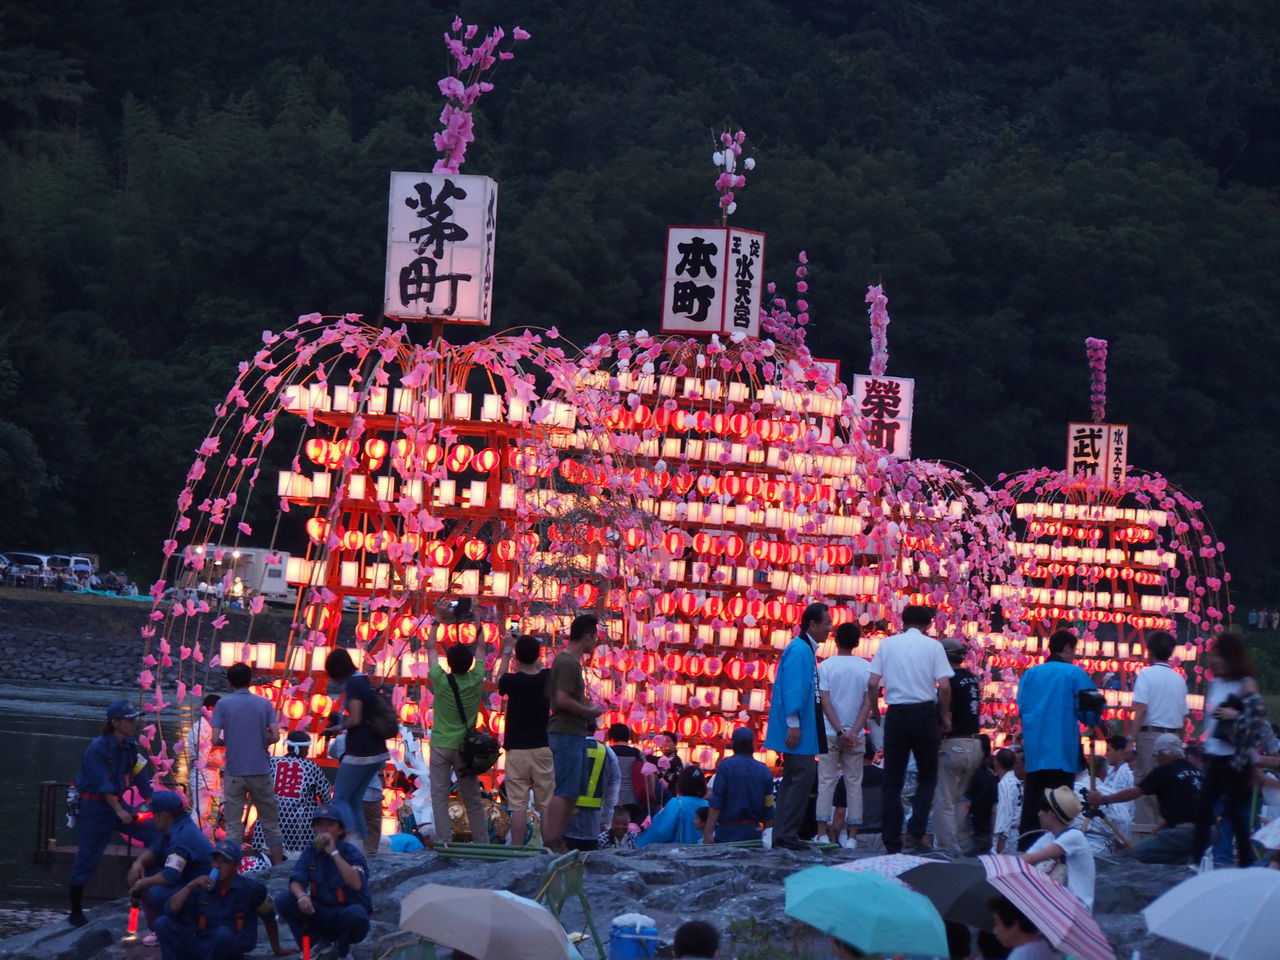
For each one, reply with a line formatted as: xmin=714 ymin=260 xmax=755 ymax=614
xmin=1144 ymin=867 xmax=1280 ymax=960
xmin=979 ymin=855 xmax=1115 ymax=960
xmin=784 ymin=865 xmax=948 ymax=958
xmin=834 ymin=853 xmax=932 ymax=889
xmin=399 ymin=884 xmax=575 ymax=960
xmin=899 ymin=859 xmax=998 ymax=928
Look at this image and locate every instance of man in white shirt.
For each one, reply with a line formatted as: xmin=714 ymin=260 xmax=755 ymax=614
xmin=993 ymin=747 xmax=1023 ymax=853
xmin=867 ymin=605 xmax=953 ymax=853
xmin=817 ymin=622 xmax=871 ymax=847
xmin=1022 ymin=785 xmax=1096 ymax=910
xmin=1127 ymin=631 xmax=1188 ymax=839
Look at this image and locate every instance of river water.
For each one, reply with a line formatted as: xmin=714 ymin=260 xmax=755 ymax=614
xmin=0 ymin=683 xmax=138 ymax=939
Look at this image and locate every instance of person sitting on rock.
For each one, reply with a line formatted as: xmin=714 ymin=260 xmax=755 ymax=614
xmin=126 ymin=791 xmax=215 ymax=943
xmin=636 ymin=767 xmax=709 ymax=847
xmin=987 ymin=895 xmax=1055 ymax=959
xmin=154 ymin=838 xmax=292 ymax=959
xmin=273 ymin=804 xmax=371 ymax=958
xmin=598 ymin=807 xmax=638 ymax=850
xmin=1020 ymin=786 xmax=1095 ymax=910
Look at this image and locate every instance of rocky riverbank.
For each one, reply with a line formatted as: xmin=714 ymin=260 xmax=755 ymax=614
xmin=0 ymin=843 xmax=1206 ymax=960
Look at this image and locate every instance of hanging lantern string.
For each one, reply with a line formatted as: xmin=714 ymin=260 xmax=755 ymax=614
xmin=1086 ymin=337 xmax=1108 ymax=423
xmin=865 ymin=284 xmax=891 ymax=376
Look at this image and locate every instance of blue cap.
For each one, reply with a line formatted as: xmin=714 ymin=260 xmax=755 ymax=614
xmin=211 ymin=839 xmax=242 ymax=863
xmin=312 ymin=804 xmax=344 ymax=825
xmin=731 ymin=727 xmax=755 ymax=746
xmin=106 ymin=700 xmax=141 ymax=721
xmin=148 ymin=791 xmax=185 ymax=815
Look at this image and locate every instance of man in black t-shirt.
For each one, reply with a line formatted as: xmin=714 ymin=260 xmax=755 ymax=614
xmin=931 ymin=639 xmax=984 ymax=853
xmin=607 ymin=723 xmax=648 ymax=821
xmin=1088 ymin=733 xmax=1203 ymax=863
xmin=497 ymin=634 xmax=553 ymax=846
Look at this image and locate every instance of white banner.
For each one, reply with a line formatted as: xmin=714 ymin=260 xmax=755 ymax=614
xmin=1067 ymin=422 xmax=1129 ymax=488
xmin=384 ymin=172 xmax=497 ymax=324
xmin=660 ymin=226 xmax=765 ymax=337
xmin=852 ymin=374 xmax=914 ymax=458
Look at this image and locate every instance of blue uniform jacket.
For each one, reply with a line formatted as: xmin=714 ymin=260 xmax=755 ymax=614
xmin=76 ymin=734 xmax=153 ymax=799
xmin=168 ymin=874 xmax=271 ymax=952
xmin=764 ymin=636 xmax=820 ymax=755
xmin=710 ymin=754 xmax=774 ymax=824
xmin=1016 ymin=659 xmax=1097 ymax=773
xmin=290 ymin=841 xmax=371 ymax=911
xmin=149 ymin=815 xmax=214 ymax=886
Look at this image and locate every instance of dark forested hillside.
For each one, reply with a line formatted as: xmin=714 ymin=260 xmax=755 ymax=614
xmin=2 ymin=0 xmax=1278 ymax=596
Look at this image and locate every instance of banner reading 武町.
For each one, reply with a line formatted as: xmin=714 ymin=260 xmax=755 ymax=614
xmin=1066 ymin=422 xmax=1129 ymax=488
xmin=384 ymin=172 xmax=497 ymax=324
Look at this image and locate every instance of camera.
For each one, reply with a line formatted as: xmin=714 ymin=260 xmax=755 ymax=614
xmin=442 ymin=597 xmax=472 ymax=623
xmin=1077 ymin=688 xmax=1106 ymax=716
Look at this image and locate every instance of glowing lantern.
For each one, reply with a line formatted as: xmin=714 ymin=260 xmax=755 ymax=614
xmin=284 ymin=698 xmax=306 ymax=720
xmin=399 ymin=702 xmax=419 ymax=724
xmin=495 ymin=539 xmax=517 ymax=562
xmin=428 ymin=543 xmax=454 ymax=567
xmin=305 ymin=517 xmax=330 ymax=543
xmin=364 ymin=438 xmax=388 ymax=469
xmin=463 ymin=539 xmax=487 ymax=561
xmin=309 ymin=694 xmax=333 ymax=717
xmin=472 ymin=448 xmax=498 ymax=472
xmin=304 ymin=438 xmax=329 ymax=466
xmin=445 ymin=444 xmax=474 ymax=472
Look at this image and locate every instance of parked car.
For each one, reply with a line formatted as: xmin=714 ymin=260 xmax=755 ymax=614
xmin=48 ymin=554 xmax=96 ymax=575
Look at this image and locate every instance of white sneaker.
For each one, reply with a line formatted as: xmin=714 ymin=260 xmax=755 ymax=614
xmin=839 ymin=836 xmax=855 ymax=849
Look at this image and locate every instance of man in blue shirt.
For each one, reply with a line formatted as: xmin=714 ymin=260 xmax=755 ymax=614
xmin=274 ymin=804 xmax=371 ymax=958
xmin=764 ymin=603 xmax=831 ymax=850
xmin=702 ymin=728 xmax=774 ymax=843
xmin=68 ymin=699 xmax=155 ymax=926
xmin=211 ymin=662 xmax=284 ymax=865
xmin=155 ymin=839 xmax=291 ymax=959
xmin=127 ymin=791 xmax=215 ymax=936
xmin=1015 ymin=630 xmax=1099 ymax=850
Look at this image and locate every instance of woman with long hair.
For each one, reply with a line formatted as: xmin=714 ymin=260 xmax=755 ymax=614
xmin=1191 ymin=632 xmax=1267 ymax=867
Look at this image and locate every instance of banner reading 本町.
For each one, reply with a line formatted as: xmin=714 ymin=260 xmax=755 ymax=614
xmin=661 ymin=226 xmax=765 ymax=337
xmin=384 ymin=172 xmax=497 ymax=324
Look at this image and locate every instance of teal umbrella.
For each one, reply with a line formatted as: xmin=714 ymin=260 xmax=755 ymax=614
xmin=785 ymin=865 xmax=949 ymax=958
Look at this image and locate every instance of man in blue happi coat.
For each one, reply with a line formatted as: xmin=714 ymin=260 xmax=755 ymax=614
xmin=273 ymin=804 xmax=371 ymax=958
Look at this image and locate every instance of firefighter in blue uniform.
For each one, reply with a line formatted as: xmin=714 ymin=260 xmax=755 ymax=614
xmin=155 ymin=839 xmax=292 ymax=959
xmin=128 ymin=790 xmax=215 ymax=935
xmin=68 ymin=699 xmax=156 ymax=926
xmin=273 ymin=804 xmax=371 ymax=958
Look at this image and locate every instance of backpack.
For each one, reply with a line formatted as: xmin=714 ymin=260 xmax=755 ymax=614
xmin=446 ymin=673 xmax=500 ymax=776
xmin=365 ymin=686 xmax=399 ymax=740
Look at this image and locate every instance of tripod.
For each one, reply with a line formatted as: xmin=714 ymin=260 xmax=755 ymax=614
xmin=1080 ymin=728 xmax=1132 ymax=850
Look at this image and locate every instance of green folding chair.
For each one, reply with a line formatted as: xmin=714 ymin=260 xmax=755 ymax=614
xmin=535 ymin=850 xmax=606 ymax=960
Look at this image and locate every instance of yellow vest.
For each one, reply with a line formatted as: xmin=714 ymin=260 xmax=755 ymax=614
xmin=576 ymin=741 xmax=607 ymax=808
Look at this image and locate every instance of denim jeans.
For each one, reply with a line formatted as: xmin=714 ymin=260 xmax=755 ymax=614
xmin=333 ymin=761 xmax=381 ymax=838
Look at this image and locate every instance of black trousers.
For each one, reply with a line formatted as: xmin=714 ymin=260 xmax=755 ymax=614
xmin=1018 ymin=768 xmax=1074 ymax=850
xmin=1193 ymin=756 xmax=1255 ymax=866
xmin=881 ymin=703 xmax=940 ymax=849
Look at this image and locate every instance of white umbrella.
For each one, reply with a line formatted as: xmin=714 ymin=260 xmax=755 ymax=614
xmin=400 ymin=884 xmax=575 ymax=960
xmin=1144 ymin=867 xmax=1280 ymax=959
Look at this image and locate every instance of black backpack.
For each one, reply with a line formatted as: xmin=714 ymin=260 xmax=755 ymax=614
xmin=446 ymin=673 xmax=500 ymax=775
xmin=365 ymin=686 xmax=399 ymax=740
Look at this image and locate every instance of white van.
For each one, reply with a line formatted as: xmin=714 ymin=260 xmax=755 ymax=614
xmin=48 ymin=554 xmax=96 ymax=575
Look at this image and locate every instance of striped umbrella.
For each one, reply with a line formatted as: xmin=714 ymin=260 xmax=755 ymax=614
xmin=979 ymin=854 xmax=1115 ymax=960
xmin=833 ymin=853 xmax=932 ymax=888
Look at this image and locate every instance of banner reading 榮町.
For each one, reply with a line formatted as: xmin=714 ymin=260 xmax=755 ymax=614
xmin=852 ymin=374 xmax=914 ymax=458
xmin=384 ymin=172 xmax=497 ymax=324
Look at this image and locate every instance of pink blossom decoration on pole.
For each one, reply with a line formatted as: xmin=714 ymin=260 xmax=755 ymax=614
xmin=865 ymin=284 xmax=891 ymax=376
xmin=1085 ymin=337 xmax=1108 ymax=423
xmin=433 ymin=17 xmax=530 ymax=174
xmin=712 ymin=126 xmax=755 ymax=224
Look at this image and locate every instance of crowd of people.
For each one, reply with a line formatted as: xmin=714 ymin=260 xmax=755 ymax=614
xmin=64 ymin=602 xmax=1280 ymax=958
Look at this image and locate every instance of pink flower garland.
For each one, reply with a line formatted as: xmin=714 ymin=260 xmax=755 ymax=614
xmin=1085 ymin=337 xmax=1107 ymax=423
xmin=711 ymin=127 xmax=755 ymax=221
xmin=760 ymin=251 xmax=808 ymax=348
xmin=433 ymin=18 xmax=530 ymax=174
xmin=865 ymin=284 xmax=891 ymax=376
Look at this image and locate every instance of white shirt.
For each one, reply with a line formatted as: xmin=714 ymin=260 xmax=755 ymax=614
xmin=818 ymin=655 xmax=872 ymax=737
xmin=995 ymin=770 xmax=1023 ymax=848
xmin=868 ymin=628 xmax=953 ymax=705
xmin=1132 ymin=662 xmax=1188 ymax=729
xmin=1008 ymin=940 xmax=1057 ymax=960
xmin=1029 ymin=826 xmax=1095 ymax=910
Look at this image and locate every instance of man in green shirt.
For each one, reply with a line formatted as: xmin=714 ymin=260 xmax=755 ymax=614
xmin=542 ymin=615 xmax=605 ymax=853
xmin=425 ymin=609 xmax=492 ymax=845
